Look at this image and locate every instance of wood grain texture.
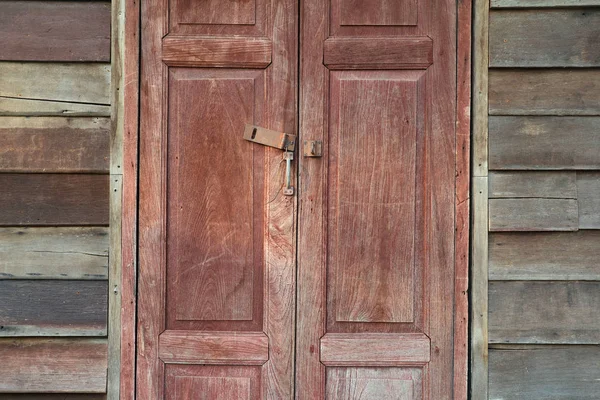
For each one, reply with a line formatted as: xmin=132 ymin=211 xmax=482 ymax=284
xmin=0 ymin=227 xmax=108 ymax=280
xmin=165 ymin=365 xmax=261 ymax=400
xmin=326 ymin=367 xmax=423 ymax=400
xmin=328 ymin=71 xmax=421 ymax=329
xmin=489 ymin=171 xmax=577 ymax=199
xmin=323 ymin=37 xmax=432 ymax=69
xmin=162 ymin=37 xmax=272 ymax=68
xmin=489 ymin=281 xmax=600 ymax=344
xmin=0 ymin=62 xmax=111 ymax=105
xmin=489 ymin=198 xmax=578 ymax=231
xmin=0 ymin=174 xmax=109 ymax=226
xmin=0 ymin=395 xmax=105 ymax=400
xmin=489 ymin=116 xmax=600 ymax=169
xmin=320 ymin=334 xmax=430 ymax=366
xmin=489 ymin=232 xmax=600 ymax=281
xmin=0 ymin=338 xmax=107 ymax=393
xmin=0 ymin=1 xmax=110 ymax=62
xmin=0 ymin=280 xmax=107 ymax=336
xmin=454 ymin=0 xmax=472 ymax=396
xmin=339 ymin=0 xmax=417 ymax=25
xmin=492 ymin=0 xmax=600 ymax=7
xmin=489 ymin=69 xmax=600 ymax=116
xmin=489 ymin=345 xmax=600 ymax=399
xmin=159 ymin=331 xmax=269 ymax=365
xmin=0 ymin=117 xmax=110 ymax=173
xmin=472 ymin=0 xmax=489 ymax=177
xmin=490 ymin=10 xmax=600 ymax=67
xmin=0 ymin=97 xmax=111 ymax=117
xmin=577 ymin=172 xmax=600 ymax=229
xmin=470 ymin=177 xmax=489 ymax=399
xmin=170 ymin=0 xmax=257 ymax=25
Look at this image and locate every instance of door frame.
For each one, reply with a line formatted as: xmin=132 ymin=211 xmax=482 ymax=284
xmin=114 ymin=0 xmax=472 ymax=397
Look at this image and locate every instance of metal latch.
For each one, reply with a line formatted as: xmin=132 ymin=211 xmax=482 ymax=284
xmin=303 ymin=140 xmax=322 ymax=157
xmin=244 ymin=124 xmax=296 ymax=196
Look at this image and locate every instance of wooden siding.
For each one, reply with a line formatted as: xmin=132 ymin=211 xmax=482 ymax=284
xmin=0 ymin=0 xmax=111 ymax=395
xmin=474 ymin=1 xmax=600 ymax=398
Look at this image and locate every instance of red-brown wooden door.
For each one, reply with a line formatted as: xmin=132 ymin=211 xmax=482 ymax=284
xmin=137 ymin=0 xmax=462 ymax=397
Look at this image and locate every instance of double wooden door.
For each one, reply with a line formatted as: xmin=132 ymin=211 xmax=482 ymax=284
xmin=138 ymin=0 xmax=462 ymax=397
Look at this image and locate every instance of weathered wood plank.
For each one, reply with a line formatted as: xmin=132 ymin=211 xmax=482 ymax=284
xmin=489 ymin=172 xmax=576 ymax=199
xmin=490 ymin=232 xmax=600 ymax=281
xmin=0 ymin=1 xmax=110 ymax=62
xmin=489 ymin=116 xmax=600 ymax=170
xmin=0 ymin=280 xmax=107 ymax=336
xmin=0 ymin=97 xmax=110 ymax=117
xmin=472 ymin=0 xmax=489 ymax=177
xmin=577 ymin=172 xmax=600 ymax=229
xmin=0 ymin=338 xmax=107 ymax=393
xmin=0 ymin=227 xmax=108 ymax=280
xmin=0 ymin=395 xmax=105 ymax=400
xmin=489 ymin=281 xmax=600 ymax=344
xmin=490 ymin=10 xmax=600 ymax=68
xmin=492 ymin=0 xmax=600 ymax=8
xmin=489 ymin=345 xmax=600 ymax=399
xmin=0 ymin=62 xmax=111 ymax=105
xmin=0 ymin=174 xmax=109 ymax=226
xmin=489 ymin=198 xmax=578 ymax=231
xmin=471 ymin=177 xmax=489 ymax=399
xmin=489 ymin=70 xmax=600 ymax=116
xmin=0 ymin=117 xmax=110 ymax=173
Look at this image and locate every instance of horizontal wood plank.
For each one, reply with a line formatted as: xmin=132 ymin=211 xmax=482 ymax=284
xmin=489 ymin=198 xmax=578 ymax=231
xmin=0 ymin=97 xmax=110 ymax=117
xmin=489 ymin=232 xmax=600 ymax=280
xmin=0 ymin=62 xmax=111 ymax=105
xmin=0 ymin=227 xmax=108 ymax=280
xmin=490 ymin=10 xmax=600 ymax=67
xmin=0 ymin=174 xmax=109 ymax=226
xmin=162 ymin=36 xmax=272 ymax=67
xmin=323 ymin=37 xmax=433 ymax=69
xmin=0 ymin=117 xmax=110 ymax=173
xmin=159 ymin=331 xmax=269 ymax=365
xmin=489 ymin=116 xmax=600 ymax=169
xmin=489 ymin=172 xmax=576 ymax=199
xmin=577 ymin=172 xmax=600 ymax=229
xmin=489 ymin=281 xmax=600 ymax=344
xmin=489 ymin=70 xmax=600 ymax=116
xmin=489 ymin=345 xmax=600 ymax=399
xmin=0 ymin=1 xmax=110 ymax=62
xmin=492 ymin=0 xmax=600 ymax=7
xmin=0 ymin=338 xmax=107 ymax=393
xmin=0 ymin=395 xmax=105 ymax=400
xmin=320 ymin=334 xmax=431 ymax=366
xmin=0 ymin=280 xmax=107 ymax=336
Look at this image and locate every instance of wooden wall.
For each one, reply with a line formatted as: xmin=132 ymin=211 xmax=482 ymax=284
xmin=473 ymin=1 xmax=600 ymax=398
xmin=0 ymin=1 xmax=111 ymax=396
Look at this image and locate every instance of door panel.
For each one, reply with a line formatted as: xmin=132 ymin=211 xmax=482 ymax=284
xmin=297 ymin=0 xmax=457 ymax=398
xmin=138 ymin=0 xmax=297 ymax=397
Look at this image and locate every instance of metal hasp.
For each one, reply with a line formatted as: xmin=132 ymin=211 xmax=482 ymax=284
xmin=243 ymin=124 xmax=296 ymax=151
xmin=244 ymin=124 xmax=296 ymax=196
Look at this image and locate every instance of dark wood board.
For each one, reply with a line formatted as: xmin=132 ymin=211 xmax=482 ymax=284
xmin=489 ymin=345 xmax=600 ymax=399
xmin=489 ymin=281 xmax=600 ymax=344
xmin=577 ymin=172 xmax=600 ymax=229
xmin=490 ymin=10 xmax=600 ymax=67
xmin=0 ymin=174 xmax=109 ymax=226
xmin=0 ymin=1 xmax=110 ymax=62
xmin=489 ymin=116 xmax=600 ymax=169
xmin=489 ymin=171 xmax=576 ymax=199
xmin=489 ymin=231 xmax=600 ymax=280
xmin=489 ymin=70 xmax=600 ymax=116
xmin=0 ymin=338 xmax=107 ymax=393
xmin=0 ymin=280 xmax=107 ymax=336
xmin=489 ymin=198 xmax=578 ymax=231
xmin=0 ymin=117 xmax=110 ymax=173
xmin=0 ymin=227 xmax=109 ymax=280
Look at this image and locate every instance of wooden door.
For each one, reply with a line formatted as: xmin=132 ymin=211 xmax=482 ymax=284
xmin=296 ymin=0 xmax=459 ymax=398
xmin=138 ymin=0 xmax=464 ymax=397
xmin=137 ymin=0 xmax=298 ymax=397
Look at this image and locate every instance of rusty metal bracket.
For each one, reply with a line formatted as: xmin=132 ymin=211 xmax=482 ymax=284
xmin=243 ymin=124 xmax=296 ymax=151
xmin=303 ymin=140 xmax=322 ymax=157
